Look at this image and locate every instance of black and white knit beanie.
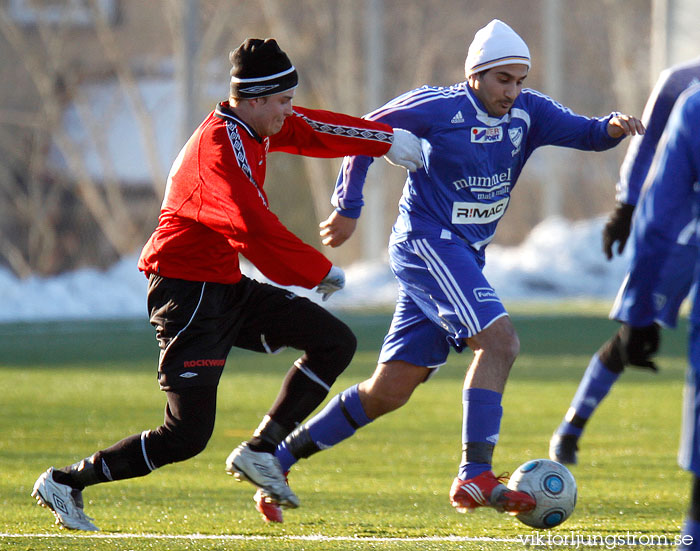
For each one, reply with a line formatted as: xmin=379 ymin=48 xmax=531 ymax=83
xmin=229 ymin=38 xmax=299 ymax=99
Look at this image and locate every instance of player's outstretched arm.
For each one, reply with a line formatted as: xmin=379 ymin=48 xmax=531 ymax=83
xmin=319 ymin=211 xmax=358 ymax=248
xmin=607 ymin=114 xmax=645 ymax=138
xmin=384 ymin=128 xmax=424 ymax=171
xmin=315 ymin=265 xmax=346 ymax=301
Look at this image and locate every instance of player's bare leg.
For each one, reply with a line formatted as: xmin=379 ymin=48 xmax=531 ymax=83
xmin=450 ymin=317 xmax=534 ymax=514
xmin=463 ymin=316 xmax=519 ymax=393
xmin=254 ymin=362 xmax=429 ymax=522
xmin=357 ymin=361 xmax=432 ymax=418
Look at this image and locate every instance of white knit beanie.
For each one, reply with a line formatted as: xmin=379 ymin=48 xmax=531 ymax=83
xmin=464 ymin=19 xmax=530 ymax=77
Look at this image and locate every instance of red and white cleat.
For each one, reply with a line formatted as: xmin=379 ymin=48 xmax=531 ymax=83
xmin=254 ymin=488 xmax=284 ymax=523
xmin=449 ymin=470 xmax=536 ymax=514
xmin=253 ymin=470 xmax=291 ymax=523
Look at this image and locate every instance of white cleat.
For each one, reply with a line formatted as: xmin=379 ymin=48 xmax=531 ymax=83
xmin=31 ymin=467 xmax=99 ymax=531
xmin=225 ymin=443 xmax=299 ymax=508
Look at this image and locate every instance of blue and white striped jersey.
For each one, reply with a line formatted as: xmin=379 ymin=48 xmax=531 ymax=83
xmin=333 ymin=82 xmax=622 ymax=261
xmin=617 ymin=57 xmax=700 ymax=206
xmin=613 ymin=84 xmax=700 ymax=326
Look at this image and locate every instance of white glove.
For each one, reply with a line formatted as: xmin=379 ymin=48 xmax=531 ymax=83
xmin=316 ymin=265 xmax=345 ymax=301
xmin=384 ymin=128 xmax=424 ymax=172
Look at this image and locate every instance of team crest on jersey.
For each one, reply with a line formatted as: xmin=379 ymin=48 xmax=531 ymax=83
xmin=509 ymin=127 xmax=523 ymax=148
xmin=470 ymin=126 xmax=502 ymax=143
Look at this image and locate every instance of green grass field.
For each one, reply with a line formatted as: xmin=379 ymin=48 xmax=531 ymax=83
xmin=0 ymin=308 xmax=691 ymax=550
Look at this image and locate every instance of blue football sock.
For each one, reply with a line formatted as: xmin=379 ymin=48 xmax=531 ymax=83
xmin=557 ymin=353 xmax=620 ymax=438
xmin=274 ymin=442 xmax=297 ymax=473
xmin=275 ymin=384 xmax=372 ymax=472
xmin=680 ymin=518 xmax=700 ymax=550
xmin=459 ymin=388 xmax=502 ymax=480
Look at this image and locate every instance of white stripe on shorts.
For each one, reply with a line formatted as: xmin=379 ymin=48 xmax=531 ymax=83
xmin=294 ymin=359 xmax=331 ymax=392
xmin=412 ymin=239 xmax=482 ymax=335
xmin=141 ymin=430 xmax=157 ymax=472
xmin=162 ymin=282 xmax=207 ymax=356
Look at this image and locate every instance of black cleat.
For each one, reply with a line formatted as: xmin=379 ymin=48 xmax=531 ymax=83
xmin=549 ymin=433 xmax=579 ymax=465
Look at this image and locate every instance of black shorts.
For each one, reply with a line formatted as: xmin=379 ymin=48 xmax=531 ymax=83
xmin=147 ymin=274 xmax=341 ymax=391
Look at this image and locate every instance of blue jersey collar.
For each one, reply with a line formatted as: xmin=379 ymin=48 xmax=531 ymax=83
xmin=465 ymin=83 xmax=513 ymax=126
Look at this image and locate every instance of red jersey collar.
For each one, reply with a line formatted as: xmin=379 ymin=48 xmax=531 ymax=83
xmin=214 ymin=102 xmax=263 ymax=142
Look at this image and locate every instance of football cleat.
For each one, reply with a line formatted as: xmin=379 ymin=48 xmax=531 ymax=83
xmin=449 ymin=470 xmax=536 ymax=514
xmin=253 ymin=469 xmax=290 ymax=523
xmin=254 ymin=489 xmax=284 ymax=523
xmin=31 ymin=467 xmax=99 ymax=531
xmin=226 ymin=442 xmax=299 ymax=508
xmin=549 ymin=433 xmax=579 ymax=465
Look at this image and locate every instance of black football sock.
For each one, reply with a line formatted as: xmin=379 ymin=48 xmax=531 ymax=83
xmin=54 ymin=453 xmax=109 ymax=491
xmin=248 ymin=362 xmax=330 ymax=453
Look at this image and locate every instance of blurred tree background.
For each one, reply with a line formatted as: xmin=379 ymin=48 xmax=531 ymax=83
xmin=0 ymin=0 xmax=697 ymax=278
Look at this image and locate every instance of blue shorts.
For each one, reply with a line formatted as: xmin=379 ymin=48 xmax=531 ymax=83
xmin=679 ymin=322 xmax=700 ymax=476
xmin=653 ymin=242 xmax=696 ymax=328
xmin=612 ymin=241 xmax=696 ymax=327
xmin=378 ymin=237 xmax=508 ymax=367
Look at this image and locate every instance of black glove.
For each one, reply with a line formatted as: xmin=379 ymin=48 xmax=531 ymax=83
xmin=602 ymin=202 xmax=635 ymax=260
xmin=618 ymin=323 xmax=660 ymax=372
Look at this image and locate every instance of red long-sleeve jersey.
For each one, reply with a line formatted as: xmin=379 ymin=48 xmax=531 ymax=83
xmin=138 ymin=102 xmax=393 ymax=288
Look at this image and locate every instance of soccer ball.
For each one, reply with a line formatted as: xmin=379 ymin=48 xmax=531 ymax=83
xmin=506 ymin=459 xmax=577 ymax=529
